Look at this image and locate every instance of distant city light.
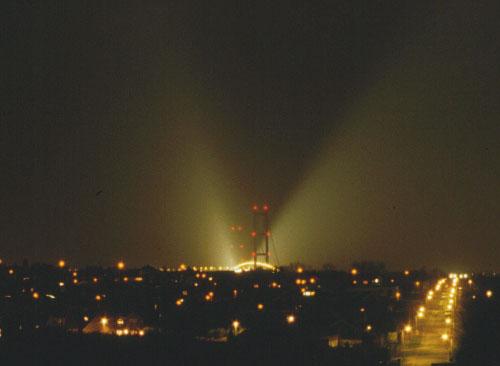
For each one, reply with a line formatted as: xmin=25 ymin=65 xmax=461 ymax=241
xmin=286 ymin=314 xmax=296 ymax=324
xmin=58 ymin=260 xmax=66 ymax=268
xmin=117 ymin=261 xmax=125 ymax=270
xmin=232 ymin=320 xmax=240 ymax=331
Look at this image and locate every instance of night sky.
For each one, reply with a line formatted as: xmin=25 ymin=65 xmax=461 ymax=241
xmin=2 ymin=1 xmax=499 ymax=270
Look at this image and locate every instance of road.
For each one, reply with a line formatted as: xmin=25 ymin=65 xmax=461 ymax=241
xmin=400 ymin=277 xmax=460 ymax=366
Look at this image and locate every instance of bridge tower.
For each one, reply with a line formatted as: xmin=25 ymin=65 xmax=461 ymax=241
xmin=251 ymin=204 xmax=270 ymax=270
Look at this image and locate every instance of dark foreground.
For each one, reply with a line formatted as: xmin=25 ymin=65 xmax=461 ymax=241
xmin=0 ymin=332 xmax=389 ymax=366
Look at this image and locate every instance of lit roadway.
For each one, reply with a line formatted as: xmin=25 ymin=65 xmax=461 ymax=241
xmin=400 ymin=276 xmax=463 ymax=366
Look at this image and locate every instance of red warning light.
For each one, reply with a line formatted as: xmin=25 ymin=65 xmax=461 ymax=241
xmin=251 ymin=231 xmax=257 ymax=238
xmin=262 ymin=204 xmax=269 ymax=211
xmin=251 ymin=252 xmax=256 ymax=257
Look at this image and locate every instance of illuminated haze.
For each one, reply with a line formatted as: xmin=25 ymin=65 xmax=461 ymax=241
xmin=2 ymin=1 xmax=499 ymax=270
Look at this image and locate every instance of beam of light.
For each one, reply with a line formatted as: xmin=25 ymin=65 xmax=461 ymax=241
xmin=160 ymin=108 xmax=243 ymax=268
xmin=271 ymin=22 xmax=500 ymax=269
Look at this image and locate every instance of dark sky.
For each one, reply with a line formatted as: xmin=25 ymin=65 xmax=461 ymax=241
xmin=2 ymin=1 xmax=499 ymax=270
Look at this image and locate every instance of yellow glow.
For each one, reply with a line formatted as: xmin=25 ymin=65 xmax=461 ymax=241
xmin=134 ymin=277 xmax=143 ymax=282
xmin=297 ymin=267 xmax=304 ymax=274
xmin=286 ymin=314 xmax=296 ymax=324
xmin=83 ymin=316 xmax=89 ymax=322
xmin=418 ymin=306 xmax=425 ymax=313
xmin=366 ymin=324 xmax=372 ymax=332
xmin=8 ymin=269 xmax=14 ymax=275
xmin=232 ymin=320 xmax=240 ymax=330
xmin=441 ymin=333 xmax=449 ymax=341
xmin=257 ymin=303 xmax=264 ymax=310
xmin=404 ymin=325 xmax=412 ymax=333
xmin=175 ymin=298 xmax=184 ymax=306
xmin=117 ymin=318 xmax=124 ymax=325
xmin=360 ymin=307 xmax=365 ymax=312
xmin=58 ymin=260 xmax=66 ymax=268
xmin=350 ymin=268 xmax=358 ymax=276
xmin=72 ymin=271 xmax=78 ymax=277
xmin=58 ymin=282 xmax=65 ymax=287
xmin=417 ymin=312 xmax=424 ymax=318
xmin=486 ymin=290 xmax=493 ymax=298
xmin=95 ymin=294 xmax=102 ymax=301
xmin=395 ymin=291 xmax=401 ymax=300
xmin=445 ymin=317 xmax=452 ymax=324
xmin=100 ymin=317 xmax=108 ymax=326
xmin=73 ymin=278 xmax=78 ymax=284
xmin=92 ymin=277 xmax=98 ymax=283
xmin=123 ymin=328 xmax=129 ymax=335
xmin=32 ymin=292 xmax=40 ymax=299
xmin=404 ymin=270 xmax=410 ymax=276
xmin=415 ymin=281 xmax=420 ymax=287
xmin=139 ymin=330 xmax=145 ymax=336
xmin=233 ymin=261 xmax=276 ymax=272
xmin=302 ymin=290 xmax=316 ymax=297
xmin=117 ymin=261 xmax=125 ymax=270
xmin=116 ymin=329 xmax=123 ymax=336
xmin=309 ymin=277 xmax=316 ymax=284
